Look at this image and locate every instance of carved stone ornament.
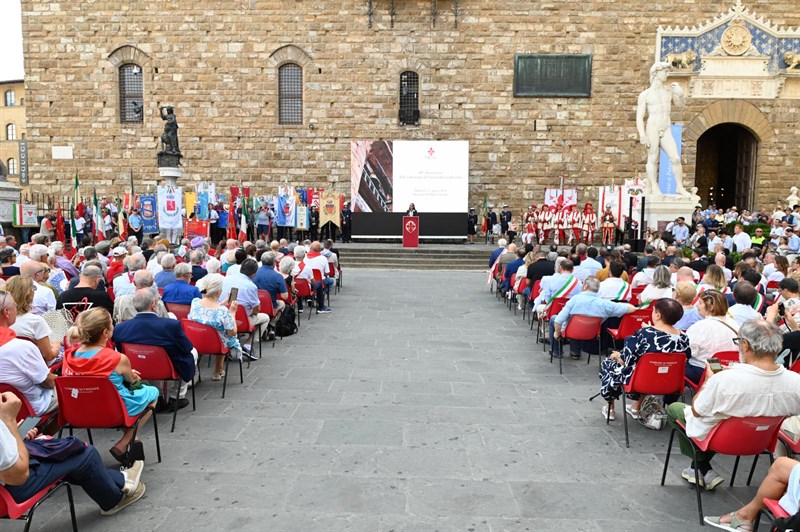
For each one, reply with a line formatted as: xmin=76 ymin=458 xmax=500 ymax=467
xmin=721 ymin=19 xmax=753 ymax=56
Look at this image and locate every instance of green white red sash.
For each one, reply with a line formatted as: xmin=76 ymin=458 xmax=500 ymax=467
xmin=614 ymin=281 xmax=631 ymax=301
xmin=545 ymin=275 xmax=579 ymax=308
xmin=692 ymin=285 xmax=730 ymax=306
xmin=753 ymin=292 xmax=764 ymax=313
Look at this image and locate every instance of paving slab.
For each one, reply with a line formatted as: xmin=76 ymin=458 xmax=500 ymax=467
xmin=26 ymin=269 xmax=749 ymax=531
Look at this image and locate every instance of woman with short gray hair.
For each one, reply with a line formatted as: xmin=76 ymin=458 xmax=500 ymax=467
xmin=188 ymin=273 xmax=241 ymax=381
xmin=638 ymin=265 xmax=673 ymax=304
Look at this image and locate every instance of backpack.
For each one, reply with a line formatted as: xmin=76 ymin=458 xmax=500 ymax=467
xmin=275 ymin=304 xmax=298 ymax=337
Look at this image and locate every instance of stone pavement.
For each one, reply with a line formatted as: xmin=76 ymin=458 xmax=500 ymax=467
xmin=27 ymin=270 xmax=765 ymax=531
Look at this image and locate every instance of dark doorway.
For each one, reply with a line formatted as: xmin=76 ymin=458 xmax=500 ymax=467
xmin=695 ymin=123 xmax=758 ymax=210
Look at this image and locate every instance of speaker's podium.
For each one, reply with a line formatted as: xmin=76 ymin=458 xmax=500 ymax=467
xmin=402 ymin=216 xmax=419 ymax=248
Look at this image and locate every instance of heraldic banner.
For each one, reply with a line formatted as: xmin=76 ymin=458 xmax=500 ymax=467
xmin=276 ymin=186 xmax=296 ymax=227
xmin=139 ymin=195 xmax=159 ymax=234
xmin=319 ymin=190 xmax=341 ymax=228
xmin=157 ymin=186 xmax=183 ymax=229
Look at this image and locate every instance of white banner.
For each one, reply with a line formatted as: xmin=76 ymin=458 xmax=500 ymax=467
xmin=393 ymin=140 xmax=469 ymax=213
xmin=296 ymin=205 xmax=309 ymax=230
xmin=544 ymin=189 xmax=577 ymax=208
xmin=157 ymin=186 xmax=183 ymax=230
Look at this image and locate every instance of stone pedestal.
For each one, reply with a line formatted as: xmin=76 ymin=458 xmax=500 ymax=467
xmin=644 ymin=194 xmax=697 ymax=231
xmin=158 ymin=166 xmax=182 ymax=187
xmin=0 ymin=180 xmax=22 ymax=224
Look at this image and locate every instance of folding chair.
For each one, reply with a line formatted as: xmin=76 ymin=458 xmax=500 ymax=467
xmin=181 ymin=319 xmax=242 ymax=399
xmin=121 ymin=343 xmax=195 ymax=432
xmin=617 ymin=353 xmax=686 ymax=447
xmin=0 ymin=480 xmax=77 ymax=532
xmin=55 ymin=376 xmax=162 ymax=465
xmin=555 ymin=314 xmax=602 ymax=374
xmin=754 ymin=498 xmax=791 ymax=531
xmin=257 ymin=290 xmax=278 ymax=347
xmin=165 ymin=302 xmax=191 ymax=321
xmin=661 ymin=415 xmax=784 ymax=525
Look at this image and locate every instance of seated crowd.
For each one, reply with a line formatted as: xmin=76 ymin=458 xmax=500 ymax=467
xmin=489 ymin=217 xmax=800 ymax=529
xmin=0 ymin=231 xmax=341 ymax=522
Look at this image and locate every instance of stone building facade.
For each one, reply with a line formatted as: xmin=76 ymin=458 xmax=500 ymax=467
xmin=0 ymin=80 xmax=26 ymax=186
xmin=19 ymin=1 xmax=800 ymax=213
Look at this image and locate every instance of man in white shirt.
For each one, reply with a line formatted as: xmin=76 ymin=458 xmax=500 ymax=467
xmin=534 ymin=259 xmax=582 ymax=311
xmin=667 ymin=320 xmax=800 ymax=494
xmin=14 ymin=244 xmax=31 ymax=267
xmin=762 ymin=252 xmax=777 ymax=278
xmin=113 ymin=253 xmax=147 ymax=298
xmin=714 ymin=253 xmax=732 ymax=282
xmin=20 ymin=261 xmax=55 ymax=315
xmin=631 ymin=255 xmax=659 ymax=289
xmin=727 ymin=282 xmax=762 ymax=326
xmin=597 ymin=261 xmax=631 ymax=301
xmin=731 ymin=224 xmax=752 ymax=252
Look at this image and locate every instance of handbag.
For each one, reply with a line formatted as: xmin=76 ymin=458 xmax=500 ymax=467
xmin=637 ymin=395 xmax=667 ymax=430
xmin=24 ymin=436 xmax=86 ymax=462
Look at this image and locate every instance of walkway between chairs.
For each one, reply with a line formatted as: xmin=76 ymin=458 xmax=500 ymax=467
xmin=34 ymin=270 xmax=755 ymax=531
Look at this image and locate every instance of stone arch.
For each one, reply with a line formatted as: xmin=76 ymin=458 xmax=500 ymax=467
xmin=269 ymin=45 xmax=312 ymax=67
xmin=107 ymin=45 xmax=151 ymax=68
xmin=684 ymin=100 xmax=774 ymax=143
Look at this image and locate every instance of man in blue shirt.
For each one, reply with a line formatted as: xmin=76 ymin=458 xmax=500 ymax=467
xmin=154 ymin=253 xmax=177 ymax=288
xmin=501 ymin=248 xmax=526 ymax=293
xmin=552 ymin=276 xmax=636 ymax=359
xmin=787 ymin=228 xmax=800 ymax=254
xmin=253 ymin=251 xmax=287 ymax=329
xmin=671 ymin=217 xmax=689 ymax=247
xmin=162 ymin=263 xmax=201 ymax=305
xmin=219 ymin=258 xmax=271 ymax=343
xmin=488 ymin=239 xmax=507 ymax=268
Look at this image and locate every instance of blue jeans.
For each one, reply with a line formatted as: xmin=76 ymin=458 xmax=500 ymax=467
xmin=7 ymin=443 xmax=124 ymax=511
xmin=323 ymin=277 xmax=334 ymax=293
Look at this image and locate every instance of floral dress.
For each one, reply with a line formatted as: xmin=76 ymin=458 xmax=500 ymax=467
xmin=188 ymin=299 xmax=242 ymax=359
xmin=599 ymin=326 xmax=691 ymax=401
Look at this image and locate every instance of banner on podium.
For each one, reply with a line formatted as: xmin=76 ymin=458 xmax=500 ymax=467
xmin=403 ymin=216 xmax=419 ymax=248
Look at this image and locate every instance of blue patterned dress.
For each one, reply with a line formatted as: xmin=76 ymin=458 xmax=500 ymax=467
xmin=188 ymin=299 xmax=242 ymax=359
xmin=599 ymin=326 xmax=691 ymax=401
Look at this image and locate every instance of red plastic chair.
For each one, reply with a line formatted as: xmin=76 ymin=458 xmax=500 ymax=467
xmin=165 ymin=303 xmax=191 ymax=321
xmin=618 ymin=353 xmax=687 ymax=447
xmin=556 ymin=314 xmax=602 ymax=374
xmin=328 ymin=263 xmax=339 ymax=294
xmin=234 ymin=305 xmax=260 ymax=360
xmin=754 ymin=498 xmax=791 ymax=531
xmin=157 ymin=287 xmax=165 ymax=297
xmin=629 ymin=287 xmax=645 ymax=306
xmin=0 ymin=384 xmax=60 ymax=434
xmin=181 ymin=319 xmax=242 ymax=399
xmin=767 ymin=280 xmax=781 ymax=290
xmin=606 ymin=308 xmax=652 ymax=348
xmin=121 ymin=343 xmax=195 ymax=432
xmin=506 ymin=274 xmax=517 ymax=309
xmin=514 ymin=278 xmax=528 ymax=316
xmin=54 ymin=376 xmax=161 ymax=465
xmin=661 ymin=415 xmax=785 ymax=525
xmin=713 ymin=350 xmax=740 ymax=366
xmin=536 ymin=297 xmax=569 ymax=346
xmin=294 ymin=278 xmax=316 ymax=320
xmin=257 ymin=290 xmax=278 ymax=347
xmin=0 ymin=480 xmax=77 ymax=532
xmin=526 ymin=279 xmax=543 ymax=326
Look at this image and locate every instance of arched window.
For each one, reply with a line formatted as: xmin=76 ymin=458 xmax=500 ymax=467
xmin=7 ymin=159 xmax=16 ymax=175
xmin=278 ymin=63 xmax=303 ymax=125
xmin=4 ymin=91 xmax=14 ymax=107
xmin=119 ymin=63 xmax=144 ymax=123
xmin=5 ymin=124 xmax=15 ymax=141
xmin=399 ymin=71 xmax=420 ymax=125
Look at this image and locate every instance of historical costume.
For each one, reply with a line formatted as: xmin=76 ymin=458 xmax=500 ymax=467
xmin=581 ymin=203 xmax=597 ymax=244
xmin=601 ymin=207 xmax=616 ymax=246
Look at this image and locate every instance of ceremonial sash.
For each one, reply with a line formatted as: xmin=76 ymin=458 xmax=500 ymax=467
xmin=615 ymin=281 xmax=631 ymax=301
xmin=545 ymin=275 xmax=578 ymax=307
xmin=692 ymin=285 xmax=729 ymax=306
xmin=753 ymin=292 xmax=765 ymax=313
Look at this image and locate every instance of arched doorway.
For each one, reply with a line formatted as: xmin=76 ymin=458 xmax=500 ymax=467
xmin=694 ymin=123 xmax=758 ymax=210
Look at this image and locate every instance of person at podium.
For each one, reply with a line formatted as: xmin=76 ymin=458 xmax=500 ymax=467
xmin=406 ymin=203 xmax=418 ymax=217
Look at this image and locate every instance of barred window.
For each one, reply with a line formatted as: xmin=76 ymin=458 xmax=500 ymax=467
xmin=4 ymin=91 xmax=14 ymax=107
xmin=399 ymin=71 xmax=419 ymax=126
xmin=278 ymin=63 xmax=303 ymax=125
xmin=5 ymin=124 xmax=15 ymax=141
xmin=7 ymin=158 xmax=16 ymax=175
xmin=119 ymin=63 xmax=144 ymax=123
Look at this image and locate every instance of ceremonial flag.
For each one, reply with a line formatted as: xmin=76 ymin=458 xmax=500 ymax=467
xmin=117 ymin=198 xmax=128 ymax=240
xmin=238 ymin=195 xmax=249 ymax=242
xmin=69 ymin=198 xmax=78 ymax=252
xmin=73 ymin=172 xmax=84 ymax=218
xmin=276 ymin=186 xmax=297 ymax=227
xmin=156 ymin=186 xmax=182 ymax=230
xmin=226 ymin=193 xmax=237 ymax=241
xmin=139 ymin=194 xmax=159 ymax=234
xmin=481 ymin=197 xmax=488 ymax=233
xmin=318 ymin=190 xmax=340 ymax=228
xmin=597 ymin=185 xmax=624 ymax=229
xmin=56 ymin=202 xmax=65 ymax=244
xmin=93 ymin=189 xmax=105 ymax=242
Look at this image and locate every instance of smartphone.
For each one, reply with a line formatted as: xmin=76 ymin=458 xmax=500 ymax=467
xmin=779 ymin=302 xmax=786 ymax=317
xmin=229 ymin=287 xmax=239 ymax=302
xmin=708 ymin=358 xmax=723 ymax=374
